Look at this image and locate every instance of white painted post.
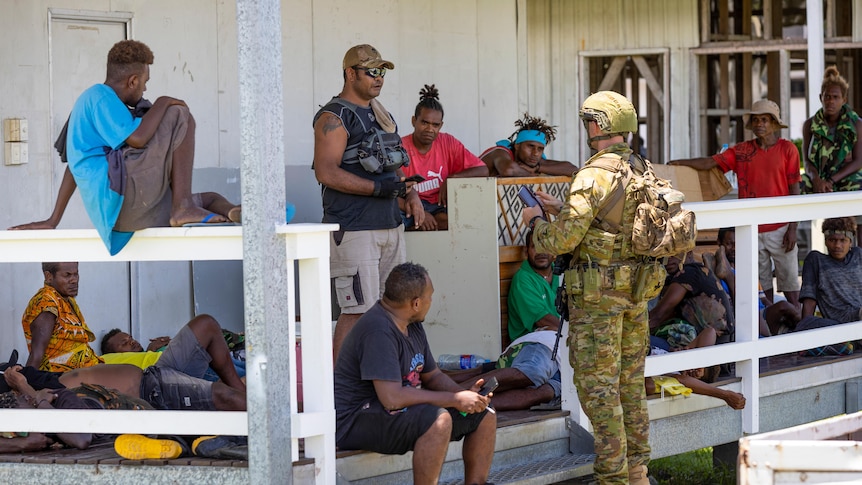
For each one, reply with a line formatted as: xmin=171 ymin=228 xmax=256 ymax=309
xmin=807 ymin=0 xmax=825 ymax=118
xmin=736 ymin=223 xmax=760 ymax=433
xmin=280 ymin=225 xmax=338 ymax=485
xmin=807 ymin=0 xmax=827 ymax=255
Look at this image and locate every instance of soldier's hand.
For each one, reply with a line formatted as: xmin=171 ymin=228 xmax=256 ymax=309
xmin=535 ymin=191 xmax=562 ymax=216
xmin=522 ymin=204 xmax=544 ymax=225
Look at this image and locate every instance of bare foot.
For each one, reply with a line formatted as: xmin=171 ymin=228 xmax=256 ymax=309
xmin=197 ymin=192 xmax=241 ymax=223
xmin=702 ymin=252 xmax=716 ymax=274
xmin=228 ymin=206 xmax=242 ymax=223
xmin=169 ymin=207 xmax=228 ymax=227
xmin=714 ymin=246 xmax=732 ymax=281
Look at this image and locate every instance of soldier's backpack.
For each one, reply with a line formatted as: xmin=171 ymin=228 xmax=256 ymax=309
xmin=591 ymin=153 xmax=697 ymax=259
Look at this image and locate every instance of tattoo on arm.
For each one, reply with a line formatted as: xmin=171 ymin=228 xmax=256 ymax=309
xmin=321 ymin=114 xmax=343 ymax=136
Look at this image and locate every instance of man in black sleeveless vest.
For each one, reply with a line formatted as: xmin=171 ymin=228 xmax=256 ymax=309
xmin=313 ymin=44 xmax=424 ymax=359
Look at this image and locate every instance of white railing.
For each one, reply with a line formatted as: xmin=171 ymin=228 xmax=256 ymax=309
xmin=642 ymin=191 xmax=862 ymax=433
xmin=0 ymin=223 xmax=337 ymax=483
xmin=739 ymin=411 xmax=862 ymax=484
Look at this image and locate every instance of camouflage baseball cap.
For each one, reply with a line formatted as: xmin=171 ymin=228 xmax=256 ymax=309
xmin=579 ymin=91 xmax=638 ymax=135
xmin=342 ymin=44 xmax=395 ymax=70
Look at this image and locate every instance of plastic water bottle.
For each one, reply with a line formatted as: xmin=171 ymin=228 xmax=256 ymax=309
xmin=719 ymin=143 xmax=729 ymax=154
xmin=437 ymin=354 xmax=490 ymax=371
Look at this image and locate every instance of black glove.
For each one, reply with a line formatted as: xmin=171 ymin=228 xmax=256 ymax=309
xmin=373 ymin=179 xmax=408 ymax=199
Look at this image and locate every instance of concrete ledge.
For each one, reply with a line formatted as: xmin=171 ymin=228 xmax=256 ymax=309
xmin=337 ymin=415 xmax=570 ymax=482
xmin=0 ymin=463 xmax=250 ymax=484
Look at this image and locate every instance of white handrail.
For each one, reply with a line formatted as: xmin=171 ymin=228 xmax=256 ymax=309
xmin=0 ymin=223 xmax=336 ymax=482
xmin=643 ymin=190 xmax=862 ymax=433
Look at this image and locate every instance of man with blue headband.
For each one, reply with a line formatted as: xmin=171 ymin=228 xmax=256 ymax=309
xmin=480 ymin=113 xmax=577 ymax=177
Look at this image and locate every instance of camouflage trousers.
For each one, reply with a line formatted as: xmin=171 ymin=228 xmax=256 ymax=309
xmin=568 ymin=289 xmax=650 ymax=485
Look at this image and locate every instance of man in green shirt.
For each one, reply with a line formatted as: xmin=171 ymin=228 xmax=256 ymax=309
xmin=508 ymin=229 xmax=560 ymax=341
xmin=447 ymin=230 xmax=563 ymax=411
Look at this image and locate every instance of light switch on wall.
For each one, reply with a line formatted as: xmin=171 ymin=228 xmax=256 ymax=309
xmin=4 ymin=142 xmax=28 ymax=165
xmin=3 ymin=119 xmax=28 ymax=142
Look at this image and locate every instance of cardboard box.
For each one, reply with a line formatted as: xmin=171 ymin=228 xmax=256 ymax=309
xmin=700 ymin=166 xmax=733 ymax=200
xmin=652 ymin=164 xmax=731 ymax=202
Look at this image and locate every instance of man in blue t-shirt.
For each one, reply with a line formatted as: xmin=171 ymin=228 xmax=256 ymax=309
xmin=10 ymin=40 xmax=240 ymax=255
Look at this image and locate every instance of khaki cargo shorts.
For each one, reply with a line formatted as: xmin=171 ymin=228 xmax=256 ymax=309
xmin=330 ymin=228 xmax=406 ymax=314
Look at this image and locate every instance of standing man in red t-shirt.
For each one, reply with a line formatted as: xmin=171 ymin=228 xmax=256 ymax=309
xmin=672 ymin=99 xmax=802 ymax=308
xmin=400 ymin=85 xmax=489 ymax=230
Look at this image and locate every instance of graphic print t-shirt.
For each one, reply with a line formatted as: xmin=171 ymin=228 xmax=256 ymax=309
xmin=333 ymin=302 xmax=437 ymax=442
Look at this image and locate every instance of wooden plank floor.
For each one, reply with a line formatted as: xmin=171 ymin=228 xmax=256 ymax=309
xmin=0 ymin=439 xmax=251 ymax=467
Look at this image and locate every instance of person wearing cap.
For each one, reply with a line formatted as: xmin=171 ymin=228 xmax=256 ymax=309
xmin=312 ymin=44 xmax=424 ymax=359
xmin=671 ymin=99 xmax=802 ymax=309
xmin=480 ymin=113 xmax=577 ymax=177
xmin=521 ymin=91 xmax=657 ymax=485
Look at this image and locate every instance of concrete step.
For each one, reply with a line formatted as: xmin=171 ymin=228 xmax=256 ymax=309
xmin=446 ymin=453 xmax=594 ymax=485
xmin=337 ymin=414 xmax=585 ymax=484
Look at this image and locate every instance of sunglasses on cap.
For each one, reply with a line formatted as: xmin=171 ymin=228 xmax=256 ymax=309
xmin=353 ymin=66 xmax=387 ymax=79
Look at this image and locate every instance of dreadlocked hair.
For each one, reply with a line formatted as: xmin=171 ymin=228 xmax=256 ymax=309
xmin=509 ymin=113 xmax=557 ymax=144
xmin=414 ymin=84 xmax=444 ymax=119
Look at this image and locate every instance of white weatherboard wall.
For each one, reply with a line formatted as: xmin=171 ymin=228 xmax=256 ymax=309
xmin=523 ymin=0 xmax=700 ymax=165
xmin=0 ymin=0 xmax=519 ymax=360
xmin=0 ymin=0 xmax=239 ymax=360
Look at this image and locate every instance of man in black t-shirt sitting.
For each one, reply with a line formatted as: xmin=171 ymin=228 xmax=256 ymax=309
xmin=334 ymin=263 xmax=496 ymax=485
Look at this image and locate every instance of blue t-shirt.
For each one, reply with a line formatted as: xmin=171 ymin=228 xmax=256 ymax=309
xmin=67 ymin=84 xmax=141 ymax=254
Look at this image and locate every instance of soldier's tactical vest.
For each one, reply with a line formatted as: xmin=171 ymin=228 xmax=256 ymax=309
xmin=566 ymin=152 xmax=696 ymax=302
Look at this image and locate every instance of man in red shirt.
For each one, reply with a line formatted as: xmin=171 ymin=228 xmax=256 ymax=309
xmin=400 ymin=85 xmax=489 ymax=230
xmin=672 ymin=99 xmax=802 ymax=308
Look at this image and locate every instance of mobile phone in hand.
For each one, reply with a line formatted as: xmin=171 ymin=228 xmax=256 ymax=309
xmin=405 ymin=175 xmax=426 ymax=183
xmin=518 ymin=186 xmax=541 ymax=208
xmin=479 ymin=376 xmax=499 ymax=396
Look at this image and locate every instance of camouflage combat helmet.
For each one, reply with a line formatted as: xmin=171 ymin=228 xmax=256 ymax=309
xmin=579 ymin=91 xmax=638 ymax=136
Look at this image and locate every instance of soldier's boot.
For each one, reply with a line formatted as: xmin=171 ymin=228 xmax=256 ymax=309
xmin=628 ymin=464 xmax=650 ymax=485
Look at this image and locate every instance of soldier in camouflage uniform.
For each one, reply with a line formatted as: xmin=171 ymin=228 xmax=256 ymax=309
xmin=523 ymin=91 xmax=661 ymax=485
